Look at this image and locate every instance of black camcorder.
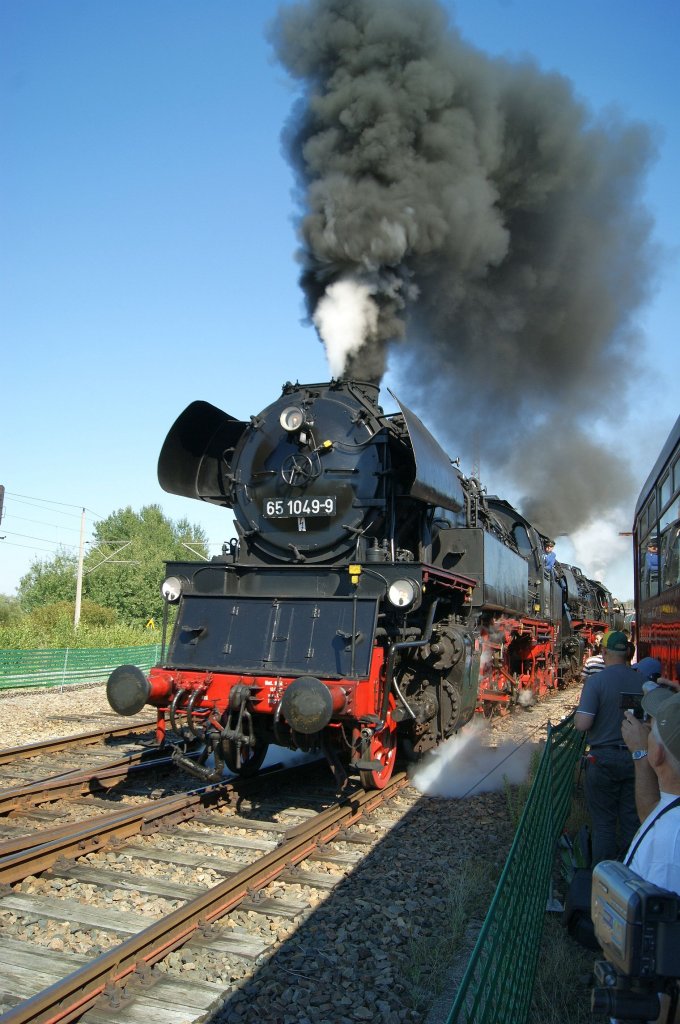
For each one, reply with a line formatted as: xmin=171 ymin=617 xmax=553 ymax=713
xmin=590 ymin=861 xmax=680 ymax=1021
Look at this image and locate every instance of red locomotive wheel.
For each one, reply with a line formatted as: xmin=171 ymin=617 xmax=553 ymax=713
xmin=359 ymin=703 xmax=397 ymax=790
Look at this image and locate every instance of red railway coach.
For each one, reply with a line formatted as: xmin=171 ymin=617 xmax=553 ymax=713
xmin=633 ymin=414 xmax=680 ymax=682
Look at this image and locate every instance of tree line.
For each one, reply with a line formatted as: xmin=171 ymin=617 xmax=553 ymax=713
xmin=0 ymin=505 xmax=210 ymax=646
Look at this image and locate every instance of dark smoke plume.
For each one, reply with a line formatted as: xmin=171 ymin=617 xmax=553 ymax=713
xmin=270 ymin=0 xmax=657 ymax=535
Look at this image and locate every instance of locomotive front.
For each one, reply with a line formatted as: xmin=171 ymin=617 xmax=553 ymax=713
xmin=106 ymin=377 xmax=623 ymax=786
xmin=223 ymin=380 xmax=393 ymax=564
xmin=107 ymin=380 xmax=478 ymax=789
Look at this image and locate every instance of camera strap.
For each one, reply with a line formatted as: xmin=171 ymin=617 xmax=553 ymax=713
xmin=624 ymin=796 xmax=680 ymax=867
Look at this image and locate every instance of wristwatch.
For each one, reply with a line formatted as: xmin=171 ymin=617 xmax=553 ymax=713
xmin=631 ymin=749 xmax=648 ymax=761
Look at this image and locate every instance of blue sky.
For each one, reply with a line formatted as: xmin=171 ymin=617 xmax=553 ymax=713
xmin=2 ymin=0 xmax=678 ymax=603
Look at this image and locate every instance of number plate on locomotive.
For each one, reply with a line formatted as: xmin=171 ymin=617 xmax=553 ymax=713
xmin=263 ymin=497 xmax=336 ymax=518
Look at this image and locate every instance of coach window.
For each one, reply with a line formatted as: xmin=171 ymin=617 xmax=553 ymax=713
xmin=641 ymin=531 xmax=659 ymax=599
xmin=673 ymin=455 xmax=680 ymax=493
xmin=660 ymin=471 xmax=672 ymax=511
xmin=663 ymin=523 xmax=680 ymax=588
xmin=660 ymin=497 xmax=679 ymax=533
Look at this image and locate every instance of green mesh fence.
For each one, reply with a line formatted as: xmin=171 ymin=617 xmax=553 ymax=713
xmin=0 ymin=646 xmax=161 ymax=690
xmin=446 ymin=713 xmax=586 ymax=1024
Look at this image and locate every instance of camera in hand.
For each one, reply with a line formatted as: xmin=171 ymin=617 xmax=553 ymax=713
xmin=591 ymin=861 xmax=680 ymax=1021
xmin=620 ymin=692 xmax=645 ymax=720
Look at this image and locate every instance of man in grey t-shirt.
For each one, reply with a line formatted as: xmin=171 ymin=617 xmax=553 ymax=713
xmin=575 ymin=630 xmax=643 ymax=864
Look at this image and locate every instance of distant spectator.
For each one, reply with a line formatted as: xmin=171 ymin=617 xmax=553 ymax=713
xmin=633 ymin=657 xmax=662 ymax=683
xmin=645 ymin=542 xmax=659 ymax=574
xmin=582 ymin=634 xmax=605 ymax=682
xmin=644 ymin=541 xmax=660 ymax=599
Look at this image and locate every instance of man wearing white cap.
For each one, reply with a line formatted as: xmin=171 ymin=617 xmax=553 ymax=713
xmin=621 ymin=684 xmax=680 ymax=894
xmin=619 ymin=685 xmax=680 ymax=1023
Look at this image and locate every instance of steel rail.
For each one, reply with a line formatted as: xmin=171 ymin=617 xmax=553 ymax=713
xmin=0 ymin=771 xmax=409 ymax=1024
xmin=0 ymin=721 xmax=158 ymax=765
xmin=0 ymin=779 xmax=237 ymax=883
xmin=0 ymin=758 xmax=325 ymax=881
xmin=0 ymin=746 xmax=178 ymax=816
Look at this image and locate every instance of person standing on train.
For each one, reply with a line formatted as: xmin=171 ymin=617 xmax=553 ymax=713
xmin=574 ymin=631 xmax=644 ymax=865
xmin=543 ymin=540 xmax=556 ymax=575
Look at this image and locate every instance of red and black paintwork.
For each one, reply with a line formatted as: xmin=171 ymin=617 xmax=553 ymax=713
xmin=107 ymin=379 xmax=622 ymax=789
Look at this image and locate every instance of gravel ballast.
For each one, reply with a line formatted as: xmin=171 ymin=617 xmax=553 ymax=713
xmin=0 ymin=682 xmax=581 ymax=1023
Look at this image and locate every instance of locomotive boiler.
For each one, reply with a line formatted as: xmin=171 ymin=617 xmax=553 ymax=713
xmin=107 ymin=379 xmax=621 ymax=789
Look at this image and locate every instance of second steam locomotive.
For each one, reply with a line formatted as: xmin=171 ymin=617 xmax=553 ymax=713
xmin=107 ymin=379 xmax=622 ymax=789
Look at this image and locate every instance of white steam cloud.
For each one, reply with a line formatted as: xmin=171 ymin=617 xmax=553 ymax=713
xmin=409 ymin=717 xmax=539 ymax=798
xmin=313 ymin=278 xmax=380 ymax=377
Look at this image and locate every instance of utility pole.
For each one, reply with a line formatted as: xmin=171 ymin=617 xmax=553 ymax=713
xmin=74 ymin=507 xmax=86 ymax=628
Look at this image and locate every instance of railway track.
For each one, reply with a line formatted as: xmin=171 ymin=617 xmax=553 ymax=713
xmin=0 ymin=683 xmax=578 ymax=1024
xmin=0 ymin=721 xmax=159 ymax=766
xmin=0 ymin=762 xmax=416 ymax=1024
xmin=0 ymin=715 xmax=202 ymax=818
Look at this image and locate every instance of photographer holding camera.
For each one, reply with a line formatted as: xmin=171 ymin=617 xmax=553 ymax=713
xmin=621 ymin=683 xmax=680 ymax=896
xmin=590 ymin=683 xmax=680 ymax=1023
xmin=575 ymin=631 xmax=644 ymax=864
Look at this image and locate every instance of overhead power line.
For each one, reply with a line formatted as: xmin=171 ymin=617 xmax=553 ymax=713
xmin=6 ymin=491 xmax=104 ymax=520
xmin=1 ymin=539 xmax=68 ymax=554
xmin=1 ymin=530 xmax=79 ymax=547
xmin=7 ymin=513 xmax=84 ymax=532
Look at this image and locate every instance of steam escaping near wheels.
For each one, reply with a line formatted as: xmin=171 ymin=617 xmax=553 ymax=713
xmin=409 ymin=719 xmax=538 ymax=799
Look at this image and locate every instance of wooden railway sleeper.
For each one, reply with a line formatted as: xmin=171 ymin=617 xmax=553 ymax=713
xmin=0 ymin=772 xmax=409 ymax=1024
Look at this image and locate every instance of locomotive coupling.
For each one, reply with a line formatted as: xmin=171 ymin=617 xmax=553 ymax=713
xmin=107 ymin=665 xmax=150 ymax=716
xmin=279 ymin=676 xmax=347 ymax=734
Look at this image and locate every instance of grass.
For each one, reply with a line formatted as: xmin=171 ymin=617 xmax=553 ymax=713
xmin=401 ymin=861 xmax=496 ymax=1015
xmin=502 ymin=748 xmax=542 ymax=828
xmin=529 ymin=916 xmax=608 ymax=1024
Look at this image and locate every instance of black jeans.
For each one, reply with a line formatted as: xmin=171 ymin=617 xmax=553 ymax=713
xmin=584 ymin=747 xmax=640 ymax=865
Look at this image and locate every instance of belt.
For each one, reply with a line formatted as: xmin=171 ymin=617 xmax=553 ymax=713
xmin=590 ymin=743 xmax=628 ymax=751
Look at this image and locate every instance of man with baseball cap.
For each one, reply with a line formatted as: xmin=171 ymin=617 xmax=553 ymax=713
xmin=633 ymin=657 xmax=663 ymax=683
xmin=575 ymin=630 xmax=644 ymax=864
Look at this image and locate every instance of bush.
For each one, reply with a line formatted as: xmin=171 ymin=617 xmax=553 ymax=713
xmin=0 ymin=619 xmax=154 ymax=649
xmin=27 ymin=600 xmax=118 ymax=631
xmin=0 ymin=595 xmax=23 ymax=626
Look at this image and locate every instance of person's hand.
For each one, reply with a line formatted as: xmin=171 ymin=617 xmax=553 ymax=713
xmin=657 ymin=677 xmax=680 ymax=692
xmin=621 ymin=710 xmax=651 ymax=752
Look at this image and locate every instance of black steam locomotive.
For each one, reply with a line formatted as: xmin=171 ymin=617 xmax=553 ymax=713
xmin=107 ymin=379 xmax=621 ymax=789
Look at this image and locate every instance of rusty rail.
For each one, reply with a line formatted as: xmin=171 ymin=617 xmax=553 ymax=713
xmin=0 ymin=780 xmax=238 ymax=883
xmin=0 ymin=771 xmax=409 ymax=1024
xmin=0 ymin=721 xmax=158 ymax=765
xmin=0 ymin=746 xmax=177 ymax=816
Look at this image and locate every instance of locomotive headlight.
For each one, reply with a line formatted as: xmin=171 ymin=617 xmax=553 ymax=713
xmin=280 ymin=405 xmax=306 ymax=432
xmin=387 ymin=578 xmax=419 ymax=609
xmin=161 ymin=576 xmax=184 ymax=603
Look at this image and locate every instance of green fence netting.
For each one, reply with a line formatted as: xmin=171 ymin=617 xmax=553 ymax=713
xmin=446 ymin=713 xmax=586 ymax=1024
xmin=0 ymin=645 xmax=161 ymax=690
